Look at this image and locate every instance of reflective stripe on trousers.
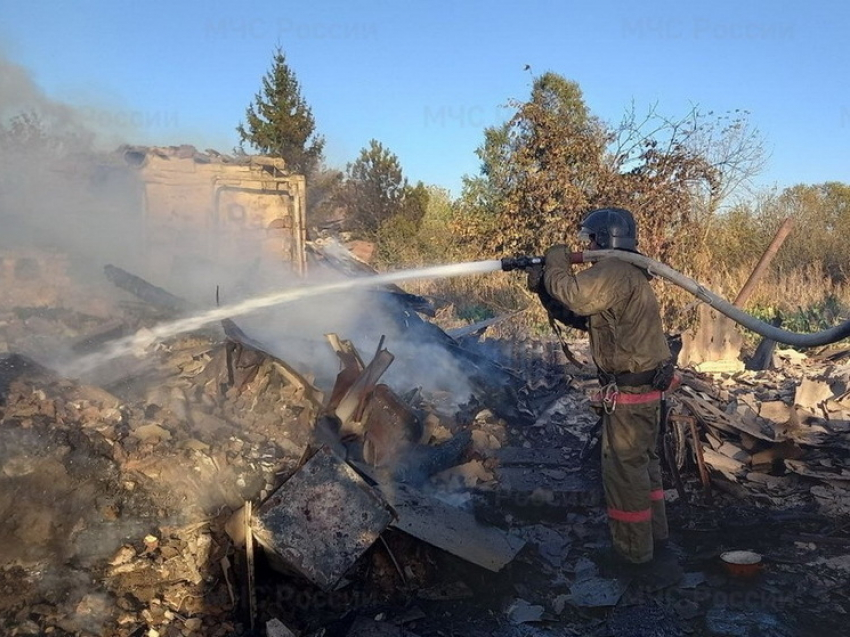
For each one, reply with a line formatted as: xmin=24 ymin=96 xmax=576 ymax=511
xmin=607 ymin=489 xmax=664 ymax=522
xmin=601 ymin=397 xmax=669 ymax=564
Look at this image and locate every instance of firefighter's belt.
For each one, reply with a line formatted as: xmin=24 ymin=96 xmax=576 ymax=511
xmin=591 ymin=374 xmax=681 ymax=407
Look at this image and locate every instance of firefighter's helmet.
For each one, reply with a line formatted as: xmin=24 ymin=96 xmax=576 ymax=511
xmin=578 ymin=207 xmax=637 ymax=251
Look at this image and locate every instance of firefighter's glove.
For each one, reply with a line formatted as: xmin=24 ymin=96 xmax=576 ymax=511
xmin=544 ymin=244 xmax=572 ymax=270
xmin=526 ymin=264 xmax=544 ymax=293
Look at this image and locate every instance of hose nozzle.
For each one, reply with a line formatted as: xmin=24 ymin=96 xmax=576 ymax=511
xmin=501 ymin=252 xmax=586 ymax=271
xmin=500 ymin=255 xmax=545 ymax=272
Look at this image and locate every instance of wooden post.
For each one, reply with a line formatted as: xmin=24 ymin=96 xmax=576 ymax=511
xmin=245 ymin=501 xmax=256 ymax=632
xmin=733 ymin=217 xmax=794 ymax=308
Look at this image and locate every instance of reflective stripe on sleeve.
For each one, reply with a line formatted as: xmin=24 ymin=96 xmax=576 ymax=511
xmin=650 ymin=489 xmax=665 ymax=501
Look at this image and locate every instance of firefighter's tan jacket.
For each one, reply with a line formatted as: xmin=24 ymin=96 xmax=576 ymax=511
xmin=543 ymin=247 xmax=670 ymax=376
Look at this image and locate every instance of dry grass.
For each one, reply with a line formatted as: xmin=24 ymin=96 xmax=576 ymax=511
xmin=699 ymin=259 xmax=850 ymax=315
xmin=374 ymin=215 xmax=848 ymax=339
xmin=409 ymin=258 xmax=849 ymax=341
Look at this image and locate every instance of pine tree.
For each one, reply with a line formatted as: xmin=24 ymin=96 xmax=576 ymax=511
xmin=236 ymin=47 xmax=324 ymax=175
xmin=343 ymin=140 xmax=428 ymax=235
xmin=344 ymin=139 xmax=407 ymax=234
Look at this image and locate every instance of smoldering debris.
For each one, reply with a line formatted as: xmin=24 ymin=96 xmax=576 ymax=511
xmin=2 ymin=149 xmax=850 ymax=634
xmin=3 ymin=281 xmax=850 ymax=636
xmin=252 ymin=447 xmax=395 ymax=591
xmin=0 ymin=250 xmax=537 ymax=636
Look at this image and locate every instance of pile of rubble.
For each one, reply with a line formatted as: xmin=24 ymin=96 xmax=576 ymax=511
xmin=0 ymin=244 xmax=583 ymax=637
xmin=0 ymin=322 xmax=531 ymax=636
xmin=669 ymin=347 xmax=850 ymax=514
xmin=2 ymin=252 xmax=850 ymax=637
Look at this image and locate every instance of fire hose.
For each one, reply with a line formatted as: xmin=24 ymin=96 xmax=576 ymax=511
xmin=501 ymin=250 xmax=850 ymax=347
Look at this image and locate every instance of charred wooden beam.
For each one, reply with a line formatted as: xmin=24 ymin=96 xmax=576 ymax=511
xmin=103 ymin=264 xmax=193 ymax=314
xmin=221 ymin=318 xmax=268 ymax=352
xmin=69 ymin=320 xmax=127 ymax=354
xmin=221 ymin=318 xmax=324 ymax=409
xmin=376 ymin=480 xmax=525 ymax=572
xmin=361 ymin=384 xmax=423 ymax=467
xmin=392 ymin=429 xmax=472 ymax=486
xmin=326 ymin=334 xmax=365 ymax=372
xmin=334 ymin=349 xmax=395 ymax=428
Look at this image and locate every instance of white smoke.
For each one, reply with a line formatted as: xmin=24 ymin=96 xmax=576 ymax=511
xmin=0 ymin=54 xmax=497 ymax=411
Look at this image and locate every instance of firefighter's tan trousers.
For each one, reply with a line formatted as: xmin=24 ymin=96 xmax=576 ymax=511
xmin=601 ymin=397 xmax=668 ymax=564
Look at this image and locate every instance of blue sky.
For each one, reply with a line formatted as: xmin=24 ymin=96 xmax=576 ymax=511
xmin=2 ymin=0 xmax=848 ymax=198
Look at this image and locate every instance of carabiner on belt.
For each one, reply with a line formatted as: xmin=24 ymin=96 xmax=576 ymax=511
xmin=601 ymin=382 xmax=619 ymax=414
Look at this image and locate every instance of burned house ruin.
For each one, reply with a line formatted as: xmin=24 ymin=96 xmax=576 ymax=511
xmin=122 ymin=146 xmax=307 ymax=282
xmin=2 ymin=145 xmax=850 ymax=637
xmin=0 ymin=145 xmax=307 ymax=314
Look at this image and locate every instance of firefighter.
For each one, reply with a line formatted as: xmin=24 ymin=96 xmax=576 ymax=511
xmin=528 ymin=207 xmax=675 ymax=566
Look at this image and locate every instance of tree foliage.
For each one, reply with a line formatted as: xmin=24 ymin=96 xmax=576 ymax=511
xmin=456 ymin=73 xmax=764 ymax=275
xmin=375 ymin=186 xmax=464 ymax=266
xmin=343 ymin=139 xmax=428 ymax=236
xmin=458 ymin=73 xmax=608 ymax=255
xmin=236 ymin=48 xmax=324 ymax=175
xmin=710 ymin=182 xmax=850 ymax=283
xmin=0 ymin=110 xmax=91 ymax=160
xmin=776 ymin=182 xmax=850 ymax=281
xmin=304 ymin=167 xmax=345 ymax=228
xmin=450 ymin=72 xmax=775 ymax=330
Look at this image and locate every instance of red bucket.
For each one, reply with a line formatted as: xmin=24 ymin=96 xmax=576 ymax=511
xmin=720 ymin=550 xmax=763 ymax=578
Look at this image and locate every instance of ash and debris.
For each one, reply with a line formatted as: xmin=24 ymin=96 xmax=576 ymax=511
xmin=1 ymin=283 xmax=850 ymax=637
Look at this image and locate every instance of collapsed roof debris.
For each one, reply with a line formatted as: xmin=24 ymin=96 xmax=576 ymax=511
xmin=668 ymin=347 xmax=850 ymax=512
xmin=1 ymin=235 xmax=850 ymax=636
xmin=0 ymin=238 xmax=539 ymax=635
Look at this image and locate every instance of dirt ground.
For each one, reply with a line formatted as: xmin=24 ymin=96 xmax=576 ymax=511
xmin=1 ymin=300 xmax=849 ymax=637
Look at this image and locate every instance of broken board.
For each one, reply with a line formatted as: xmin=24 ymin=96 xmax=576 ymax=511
xmin=252 ymin=447 xmax=394 ymax=590
xmin=377 ymin=482 xmax=525 ymax=572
